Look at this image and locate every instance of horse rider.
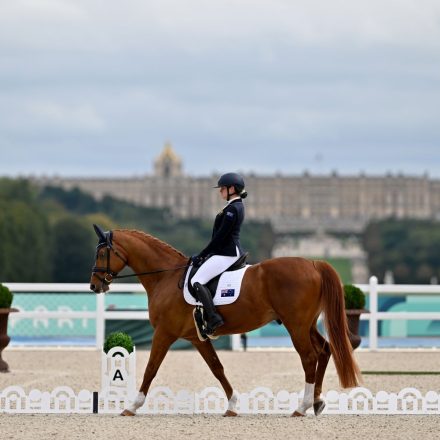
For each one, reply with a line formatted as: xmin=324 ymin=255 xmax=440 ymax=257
xmin=191 ymin=172 xmax=248 ymax=335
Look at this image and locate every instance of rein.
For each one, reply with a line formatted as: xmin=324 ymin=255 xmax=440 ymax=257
xmin=113 ymin=264 xmax=190 ymax=280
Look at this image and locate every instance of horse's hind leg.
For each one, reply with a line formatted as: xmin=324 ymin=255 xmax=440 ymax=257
xmin=310 ymin=326 xmax=331 ymax=416
xmin=287 ymin=325 xmax=318 ymax=417
xmin=192 ymin=339 xmax=238 ymax=417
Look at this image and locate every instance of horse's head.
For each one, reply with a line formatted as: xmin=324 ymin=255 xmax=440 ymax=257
xmin=89 ymin=224 xmax=128 ymax=293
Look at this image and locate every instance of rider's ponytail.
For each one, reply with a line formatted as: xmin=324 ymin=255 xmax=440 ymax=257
xmin=239 ymin=188 xmax=248 ymax=199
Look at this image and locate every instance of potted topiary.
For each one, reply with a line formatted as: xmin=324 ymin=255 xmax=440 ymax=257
xmin=103 ymin=331 xmax=134 ymax=354
xmin=0 ymin=283 xmax=19 ymax=372
xmin=344 ymin=284 xmax=368 ymax=350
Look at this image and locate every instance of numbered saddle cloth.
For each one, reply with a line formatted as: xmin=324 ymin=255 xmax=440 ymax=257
xmin=183 ymin=265 xmax=251 ymax=306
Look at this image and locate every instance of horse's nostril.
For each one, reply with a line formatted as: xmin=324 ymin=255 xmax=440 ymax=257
xmin=90 ymin=284 xmax=96 ymax=291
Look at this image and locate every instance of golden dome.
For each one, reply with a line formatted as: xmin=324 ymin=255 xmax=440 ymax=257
xmin=158 ymin=142 xmax=181 ymax=164
xmin=154 ymin=142 xmax=183 ymax=177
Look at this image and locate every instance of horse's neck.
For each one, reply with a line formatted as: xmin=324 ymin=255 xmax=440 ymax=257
xmin=117 ymin=231 xmax=185 ymax=293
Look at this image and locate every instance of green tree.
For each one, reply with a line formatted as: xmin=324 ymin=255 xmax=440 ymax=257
xmin=241 ymin=221 xmax=275 ymax=263
xmin=363 ymin=219 xmax=440 ymax=283
xmin=51 ymin=216 xmax=96 ymax=282
xmin=0 ymin=180 xmax=52 ymax=282
xmin=39 ymin=186 xmax=98 ymax=214
xmin=0 ymin=178 xmax=35 ymax=204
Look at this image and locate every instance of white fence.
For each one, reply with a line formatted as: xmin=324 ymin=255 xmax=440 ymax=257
xmin=4 ymin=282 xmax=147 ymax=350
xmin=4 ymin=277 xmax=440 ymax=351
xmin=3 ymin=347 xmax=440 ymax=414
xmin=356 ymin=276 xmax=440 ymax=350
xmin=3 ymin=385 xmax=440 ymax=414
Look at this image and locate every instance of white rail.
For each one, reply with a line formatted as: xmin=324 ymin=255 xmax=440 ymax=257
xmin=4 ymin=278 xmax=440 ymax=351
xmin=4 ymin=283 xmax=146 ymax=349
xmin=355 ymin=276 xmax=440 ymax=350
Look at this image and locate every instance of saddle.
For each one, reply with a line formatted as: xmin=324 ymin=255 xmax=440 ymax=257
xmin=185 ymin=252 xmax=248 ymax=342
xmin=185 ymin=252 xmax=249 ymax=300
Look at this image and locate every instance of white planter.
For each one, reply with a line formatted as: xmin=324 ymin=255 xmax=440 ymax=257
xmin=101 ymin=346 xmax=136 ymax=399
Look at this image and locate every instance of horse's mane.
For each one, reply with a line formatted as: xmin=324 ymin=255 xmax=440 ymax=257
xmin=115 ymin=229 xmax=187 ymax=259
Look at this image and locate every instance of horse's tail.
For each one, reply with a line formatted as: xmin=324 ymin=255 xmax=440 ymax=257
xmin=315 ymin=260 xmax=362 ymax=388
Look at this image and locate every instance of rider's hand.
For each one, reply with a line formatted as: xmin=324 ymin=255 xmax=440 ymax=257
xmin=191 ymin=254 xmax=202 ymax=266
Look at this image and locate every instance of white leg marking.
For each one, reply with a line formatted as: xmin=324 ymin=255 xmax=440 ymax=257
xmin=228 ymin=390 xmax=239 ymax=412
xmin=127 ymin=392 xmax=146 ymax=414
xmin=297 ymin=382 xmax=315 ymax=415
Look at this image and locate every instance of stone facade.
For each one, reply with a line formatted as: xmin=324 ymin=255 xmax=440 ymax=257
xmin=35 ymin=143 xmax=440 ymax=234
xmin=272 ymin=232 xmax=369 ymax=283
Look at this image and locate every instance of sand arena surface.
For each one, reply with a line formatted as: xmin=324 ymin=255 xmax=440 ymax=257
xmin=1 ymin=348 xmax=440 ymax=439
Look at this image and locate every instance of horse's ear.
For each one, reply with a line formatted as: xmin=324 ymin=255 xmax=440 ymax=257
xmin=93 ymin=224 xmax=106 ymax=242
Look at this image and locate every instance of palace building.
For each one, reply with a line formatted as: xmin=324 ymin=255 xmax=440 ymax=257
xmin=38 ymin=143 xmax=440 ymax=235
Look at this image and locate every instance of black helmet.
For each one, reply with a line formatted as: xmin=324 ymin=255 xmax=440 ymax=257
xmin=214 ymin=172 xmax=245 ymax=189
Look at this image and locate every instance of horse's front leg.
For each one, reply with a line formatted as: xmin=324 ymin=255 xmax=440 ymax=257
xmin=192 ymin=339 xmax=239 ymax=417
xmin=122 ymin=329 xmax=177 ymax=416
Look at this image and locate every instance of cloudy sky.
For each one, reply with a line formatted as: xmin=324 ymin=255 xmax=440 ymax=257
xmin=0 ymin=0 xmax=439 ymax=178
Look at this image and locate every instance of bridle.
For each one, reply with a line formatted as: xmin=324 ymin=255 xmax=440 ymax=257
xmin=92 ymin=237 xmax=129 ymax=286
xmin=91 ymin=232 xmax=190 ymax=287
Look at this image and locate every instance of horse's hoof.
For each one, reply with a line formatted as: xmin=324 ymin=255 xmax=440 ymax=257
xmin=120 ymin=409 xmax=136 ymax=416
xmin=313 ymin=400 xmax=325 ymax=416
xmin=223 ymin=410 xmax=238 ymax=417
xmin=292 ymin=411 xmax=305 ymax=417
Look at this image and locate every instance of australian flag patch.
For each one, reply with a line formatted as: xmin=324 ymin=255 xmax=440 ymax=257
xmin=221 ymin=288 xmax=235 ymax=297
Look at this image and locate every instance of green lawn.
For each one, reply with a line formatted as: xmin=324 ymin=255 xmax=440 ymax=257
xmin=311 ymin=257 xmax=353 ymax=284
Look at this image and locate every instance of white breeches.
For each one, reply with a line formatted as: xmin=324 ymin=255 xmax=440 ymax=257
xmin=191 ymin=248 xmax=240 ymax=286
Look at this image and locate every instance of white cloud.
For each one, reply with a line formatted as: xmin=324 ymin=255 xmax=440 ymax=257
xmin=1 ymin=0 xmax=440 ymax=52
xmin=0 ymin=0 xmax=439 ymax=177
xmin=0 ymin=96 xmax=106 ymax=134
xmin=0 ymin=0 xmax=90 ymax=50
xmin=0 ymin=0 xmax=87 ymax=21
xmin=26 ymin=100 xmax=106 ymax=131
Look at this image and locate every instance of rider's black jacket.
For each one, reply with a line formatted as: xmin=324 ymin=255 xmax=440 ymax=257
xmin=197 ymin=198 xmax=245 ymax=259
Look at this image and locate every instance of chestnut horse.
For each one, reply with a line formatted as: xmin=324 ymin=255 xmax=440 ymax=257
xmin=89 ymin=225 xmax=361 ymax=417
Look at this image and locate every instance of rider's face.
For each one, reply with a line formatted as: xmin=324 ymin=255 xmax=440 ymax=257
xmin=219 ymin=186 xmax=228 ymax=200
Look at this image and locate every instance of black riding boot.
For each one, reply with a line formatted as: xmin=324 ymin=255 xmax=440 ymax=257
xmin=193 ymin=282 xmax=224 ymax=334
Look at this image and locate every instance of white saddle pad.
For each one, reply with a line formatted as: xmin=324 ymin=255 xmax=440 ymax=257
xmin=183 ymin=265 xmax=251 ymax=306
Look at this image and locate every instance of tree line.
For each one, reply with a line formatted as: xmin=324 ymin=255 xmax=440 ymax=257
xmin=363 ymin=219 xmax=440 ymax=284
xmin=0 ymin=178 xmax=275 ymax=282
xmin=2 ymin=178 xmax=440 ymax=284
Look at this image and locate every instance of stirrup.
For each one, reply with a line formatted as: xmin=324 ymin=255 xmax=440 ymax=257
xmin=193 ymin=307 xmax=208 ymax=342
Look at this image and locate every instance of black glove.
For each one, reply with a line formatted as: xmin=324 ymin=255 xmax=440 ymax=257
xmin=191 ymin=254 xmax=203 ymax=266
